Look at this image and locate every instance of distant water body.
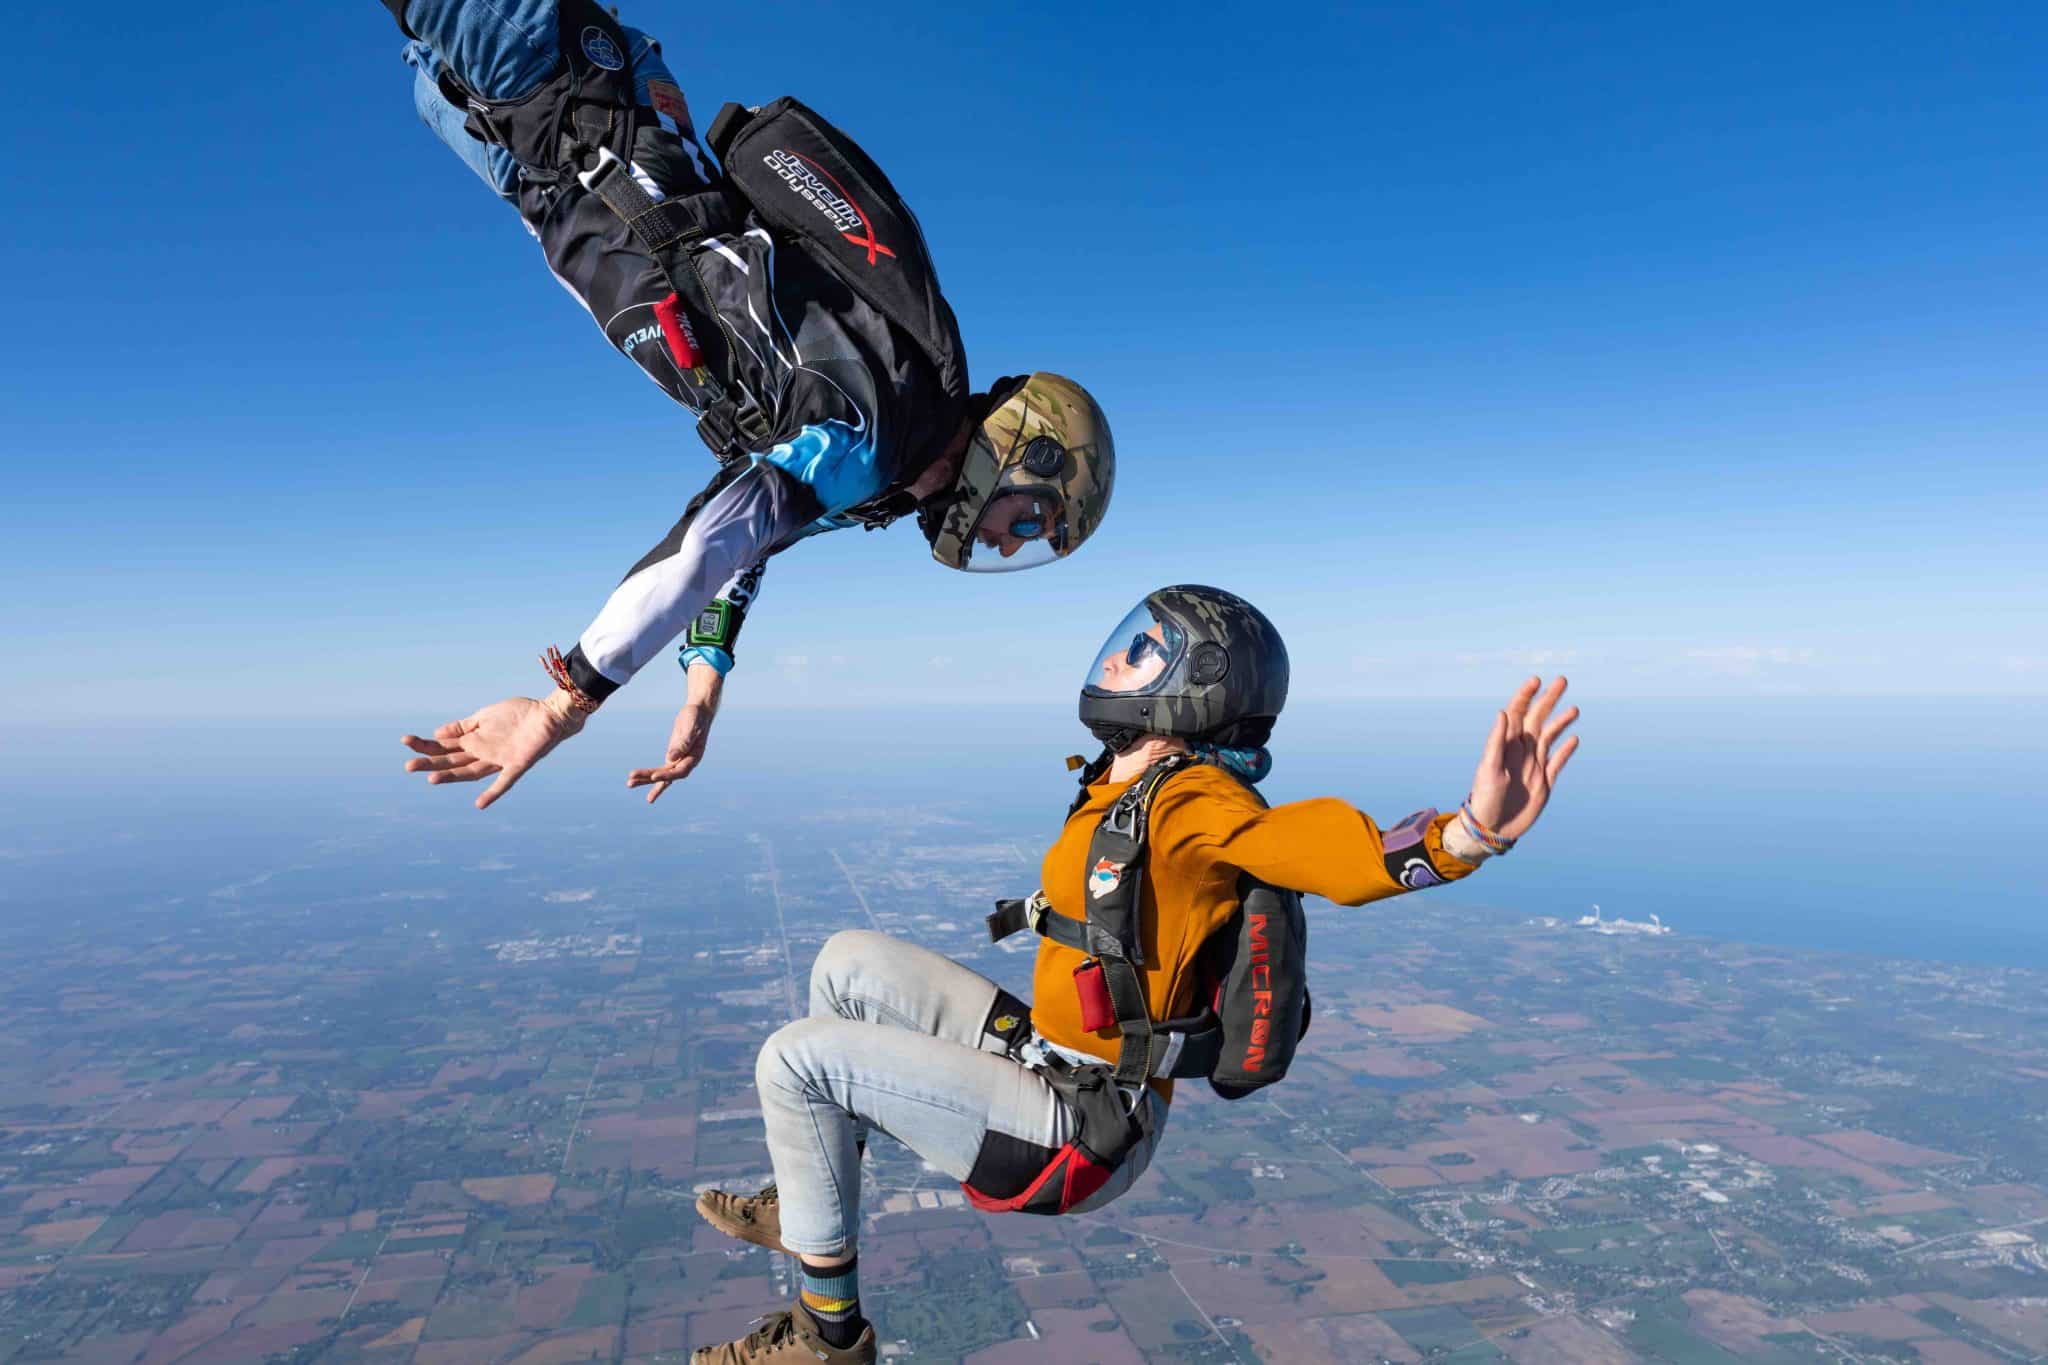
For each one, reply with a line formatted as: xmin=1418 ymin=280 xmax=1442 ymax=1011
xmin=3 ymin=697 xmax=2042 ymax=969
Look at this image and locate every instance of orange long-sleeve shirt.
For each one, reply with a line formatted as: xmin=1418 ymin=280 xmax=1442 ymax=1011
xmin=1029 ymin=762 xmax=1476 ymax=1101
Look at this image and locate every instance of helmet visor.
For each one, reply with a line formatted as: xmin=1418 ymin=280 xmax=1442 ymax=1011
xmin=957 ymin=487 xmax=1068 ymax=573
xmin=1083 ymin=602 xmax=1186 ymax=696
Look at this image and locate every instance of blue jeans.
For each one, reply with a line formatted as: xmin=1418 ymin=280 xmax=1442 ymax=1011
xmin=755 ymin=931 xmax=1167 ymax=1255
xmin=397 ymin=0 xmax=693 ymax=201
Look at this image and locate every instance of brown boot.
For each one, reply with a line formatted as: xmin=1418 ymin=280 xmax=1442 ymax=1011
xmin=690 ymin=1302 xmax=875 ymax=1364
xmin=696 ymin=1182 xmax=789 ymax=1255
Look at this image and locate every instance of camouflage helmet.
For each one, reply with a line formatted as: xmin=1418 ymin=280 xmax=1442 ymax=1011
xmin=929 ymin=372 xmax=1114 ymax=573
xmin=1079 ymin=586 xmax=1290 ymax=752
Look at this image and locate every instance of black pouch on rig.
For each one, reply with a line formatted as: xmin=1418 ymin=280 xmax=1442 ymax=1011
xmin=1199 ymin=878 xmax=1311 ymax=1098
xmin=706 ymin=98 xmax=967 ymax=405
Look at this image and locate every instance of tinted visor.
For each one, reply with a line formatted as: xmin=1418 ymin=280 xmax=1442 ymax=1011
xmin=959 ymin=486 xmax=1067 ymax=573
xmin=1083 ymin=602 xmax=1186 ymax=696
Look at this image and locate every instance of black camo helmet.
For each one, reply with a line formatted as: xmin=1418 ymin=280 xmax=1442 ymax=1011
xmin=1078 ymin=585 xmax=1290 ymax=752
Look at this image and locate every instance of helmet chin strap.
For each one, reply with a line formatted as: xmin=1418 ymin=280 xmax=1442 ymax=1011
xmin=913 ymin=485 xmax=970 ymax=545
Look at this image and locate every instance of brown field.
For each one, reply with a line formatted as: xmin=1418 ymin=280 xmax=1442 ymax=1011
xmin=1349 ymin=1048 xmax=1446 ymax=1078
xmin=1423 ymin=1114 xmax=1605 ymax=1180
xmin=1249 ymin=1313 xmax=1419 ymax=1364
xmin=1916 ymin=1342 xmax=2007 ymax=1365
xmin=25 ymin=1216 xmax=104 ymax=1247
xmin=1401 ymin=1273 xmax=1524 ymax=1306
xmin=1805 ymin=1305 xmax=1937 ymax=1341
xmin=1956 ymin=1184 xmax=2048 ymax=1221
xmin=365 ymin=1250 xmax=450 ymax=1285
xmin=463 ymin=1174 xmax=557 ymax=1205
xmin=1302 ymin=1257 xmax=1410 ymax=1315
xmin=623 ymin=1315 xmax=687 ymax=1357
xmin=368 ymin=1317 xmax=428 ymax=1349
xmin=968 ymin=1308 xmax=1145 ymax=1364
xmin=1501 ymin=1314 xmax=1635 ymax=1364
xmin=1729 ymin=1136 xmax=1910 ymax=1193
xmin=513 ymin=1266 xmax=593 ymax=1330
xmin=351 ymin=1087 xmax=432 ymax=1120
xmin=1681 ymin=1289 xmax=1805 ymax=1356
xmin=223 ymin=1096 xmax=298 ymax=1122
xmin=1014 ymin=1271 xmax=1105 ymax=1312
xmin=1861 ymin=1192 xmax=1960 ymax=1215
xmin=415 ymin=1332 xmax=531 ymax=1364
xmin=1485 ymin=1059 xmax=1631 ymax=1098
xmin=1371 ymin=1165 xmax=1443 ymax=1190
xmin=59 ymin=1328 xmax=153 ymax=1365
xmin=1814 ymin=1129 xmax=1963 ymax=1166
xmin=506 ymin=1327 xmax=617 ymax=1364
xmin=1924 ymin=1293 xmax=2048 ymax=1354
xmin=1354 ymin=1003 xmax=1490 ymax=1036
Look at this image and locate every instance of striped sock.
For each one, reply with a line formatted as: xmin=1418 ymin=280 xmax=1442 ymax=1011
xmin=799 ymin=1254 xmax=862 ymax=1348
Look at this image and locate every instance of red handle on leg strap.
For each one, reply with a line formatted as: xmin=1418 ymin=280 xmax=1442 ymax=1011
xmin=962 ymin=1142 xmax=1113 ymax=1216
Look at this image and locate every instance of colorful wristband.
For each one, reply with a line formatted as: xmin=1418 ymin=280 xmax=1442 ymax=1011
xmin=541 ymin=645 xmax=602 ymax=714
xmin=1458 ymin=799 xmax=1515 ymax=856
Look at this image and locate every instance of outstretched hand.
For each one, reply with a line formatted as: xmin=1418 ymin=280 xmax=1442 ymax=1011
xmin=401 ymin=693 xmax=585 ymax=811
xmin=627 ymin=663 xmax=726 ymax=804
xmin=1467 ymin=676 xmax=1580 ymax=842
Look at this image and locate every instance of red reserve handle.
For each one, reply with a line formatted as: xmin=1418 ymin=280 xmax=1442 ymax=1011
xmin=653 ymin=292 xmax=702 ymax=370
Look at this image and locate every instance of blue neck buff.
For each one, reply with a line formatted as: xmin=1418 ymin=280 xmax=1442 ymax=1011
xmin=1198 ymin=743 xmax=1272 ymax=785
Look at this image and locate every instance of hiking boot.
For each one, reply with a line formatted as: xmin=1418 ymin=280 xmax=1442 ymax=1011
xmin=690 ymin=1302 xmax=875 ymax=1364
xmin=696 ymin=1182 xmax=788 ymax=1254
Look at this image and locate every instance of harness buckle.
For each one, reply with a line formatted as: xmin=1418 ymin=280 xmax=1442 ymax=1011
xmin=1102 ymin=794 xmax=1143 ymax=840
xmin=576 ymin=143 xmax=628 ymax=196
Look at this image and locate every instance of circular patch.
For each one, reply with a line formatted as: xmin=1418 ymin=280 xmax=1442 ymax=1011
xmin=1189 ymin=642 xmax=1230 ymax=686
xmin=580 ymin=25 xmax=626 ymax=70
xmin=1021 ymin=435 xmax=1065 ymax=478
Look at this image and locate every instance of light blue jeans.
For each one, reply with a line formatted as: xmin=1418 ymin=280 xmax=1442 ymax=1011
xmin=756 ymin=930 xmax=1167 ymax=1256
xmin=396 ymin=0 xmax=690 ymax=202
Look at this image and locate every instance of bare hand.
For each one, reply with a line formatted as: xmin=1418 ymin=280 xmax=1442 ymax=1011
xmin=626 ymin=663 xmax=725 ymax=804
xmin=1467 ymin=676 xmax=1580 ymax=841
xmin=401 ymin=693 xmax=584 ymax=811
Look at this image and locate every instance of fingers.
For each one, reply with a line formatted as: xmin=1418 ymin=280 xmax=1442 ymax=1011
xmin=1546 ymin=734 xmax=1580 ymax=785
xmin=644 ymin=779 xmax=671 ymax=805
xmin=401 ymin=734 xmax=459 ymax=757
xmin=433 ymin=715 xmax=480 ymax=744
xmin=427 ymin=762 xmax=497 ymax=785
xmin=1481 ymin=707 xmax=1508 ymax=774
xmin=1503 ymin=676 xmax=1540 ymax=736
xmin=1525 ymin=676 xmax=1568 ymax=737
xmin=1537 ymin=703 xmax=1580 ymax=765
xmin=625 ymin=756 xmax=698 ymax=788
xmin=405 ymin=751 xmax=476 ymax=774
xmin=474 ymin=764 xmax=528 ymax=811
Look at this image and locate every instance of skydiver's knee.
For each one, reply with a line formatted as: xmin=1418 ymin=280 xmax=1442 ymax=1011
xmin=809 ymin=930 xmax=893 ymax=1007
xmin=755 ymin=1017 xmax=836 ymax=1096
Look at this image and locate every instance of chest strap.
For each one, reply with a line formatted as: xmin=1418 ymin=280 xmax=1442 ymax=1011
xmin=988 ymin=755 xmax=1223 ymax=1087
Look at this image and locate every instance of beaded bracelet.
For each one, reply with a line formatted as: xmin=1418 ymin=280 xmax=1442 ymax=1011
xmin=1458 ymin=799 xmax=1515 ymax=856
xmin=541 ymin=646 xmax=602 ymax=715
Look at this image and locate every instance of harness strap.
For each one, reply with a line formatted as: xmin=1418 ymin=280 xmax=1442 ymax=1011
xmin=986 ymin=893 xmax=1088 ymax=952
xmin=575 ymin=151 xmax=781 ymax=458
xmin=960 ymin=1054 xmax=1152 ymax=1216
xmin=1102 ymin=955 xmax=1154 ymax=1087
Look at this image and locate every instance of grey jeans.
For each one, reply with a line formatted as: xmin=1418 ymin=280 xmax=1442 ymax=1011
xmin=756 ymin=930 xmax=1168 ymax=1255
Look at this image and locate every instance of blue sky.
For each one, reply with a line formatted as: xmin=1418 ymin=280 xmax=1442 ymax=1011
xmin=5 ymin=2 xmax=2044 ymax=722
